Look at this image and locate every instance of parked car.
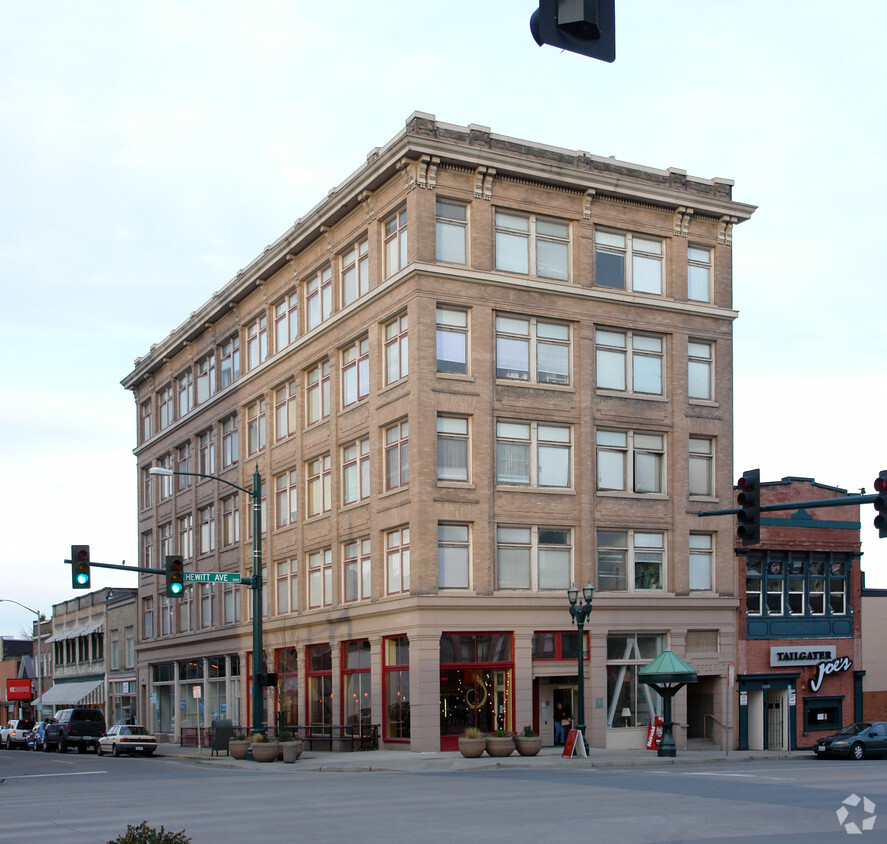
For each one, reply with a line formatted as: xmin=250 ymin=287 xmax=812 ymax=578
xmin=43 ymin=708 xmax=106 ymax=753
xmin=2 ymin=719 xmax=35 ymax=750
xmin=97 ymin=725 xmax=157 ymax=757
xmin=814 ymin=722 xmax=887 ymax=760
xmin=26 ymin=719 xmax=57 ymax=751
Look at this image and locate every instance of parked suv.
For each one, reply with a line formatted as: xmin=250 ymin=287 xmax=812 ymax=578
xmin=44 ymin=708 xmax=106 ymax=753
xmin=2 ymin=719 xmax=35 ymax=750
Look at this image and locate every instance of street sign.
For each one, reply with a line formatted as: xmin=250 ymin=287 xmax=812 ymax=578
xmin=184 ymin=572 xmax=242 ymax=584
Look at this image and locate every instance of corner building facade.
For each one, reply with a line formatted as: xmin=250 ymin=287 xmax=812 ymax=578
xmin=122 ymin=113 xmax=755 ymax=751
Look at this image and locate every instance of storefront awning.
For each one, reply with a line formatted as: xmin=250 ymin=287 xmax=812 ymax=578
xmin=36 ymin=679 xmax=104 ymax=706
xmin=45 ymin=622 xmax=104 ymax=644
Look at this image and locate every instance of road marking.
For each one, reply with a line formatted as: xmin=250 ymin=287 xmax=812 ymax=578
xmin=2 ymin=771 xmax=107 ymax=780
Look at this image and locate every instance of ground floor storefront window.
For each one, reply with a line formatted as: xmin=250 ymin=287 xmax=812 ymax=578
xmin=384 ymin=636 xmax=410 ymax=741
xmin=307 ymin=644 xmax=332 ymax=726
xmin=606 ymin=633 xmax=664 ymax=728
xmin=440 ymin=633 xmax=513 ymax=749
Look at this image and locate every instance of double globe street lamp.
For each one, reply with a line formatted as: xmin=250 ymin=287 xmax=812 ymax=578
xmin=149 ymin=464 xmax=266 ymax=736
xmin=567 ymin=584 xmax=594 ymax=752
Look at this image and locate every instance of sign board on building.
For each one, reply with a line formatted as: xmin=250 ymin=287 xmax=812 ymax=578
xmin=6 ymin=679 xmax=31 ymax=700
xmin=770 ymin=646 xmax=836 ymax=667
xmin=184 ymin=572 xmax=242 ymax=584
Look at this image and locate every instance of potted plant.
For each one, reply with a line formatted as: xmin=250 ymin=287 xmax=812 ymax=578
xmin=515 ymin=725 xmax=542 ymax=756
xmin=250 ymin=732 xmax=280 ymax=763
xmin=458 ymin=726 xmax=486 ymax=758
xmin=278 ymin=731 xmax=304 ymax=764
xmin=228 ymin=734 xmax=249 ymax=760
xmin=485 ymin=728 xmax=515 ymax=757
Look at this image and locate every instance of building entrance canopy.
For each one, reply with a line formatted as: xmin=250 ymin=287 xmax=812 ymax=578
xmin=34 ymin=679 xmax=103 ymax=707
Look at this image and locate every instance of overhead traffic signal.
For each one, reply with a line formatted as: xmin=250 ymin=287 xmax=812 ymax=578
xmin=530 ymin=0 xmax=616 ymax=62
xmin=165 ymin=555 xmax=185 ymax=597
xmin=71 ymin=545 xmax=91 ymax=589
xmin=874 ymin=471 xmax=887 ymax=538
xmin=736 ymin=469 xmax=761 ymax=546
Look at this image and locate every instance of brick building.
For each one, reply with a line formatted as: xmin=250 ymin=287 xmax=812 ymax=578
xmin=736 ymin=477 xmax=863 ymax=751
xmin=121 ymin=113 xmax=755 ymax=750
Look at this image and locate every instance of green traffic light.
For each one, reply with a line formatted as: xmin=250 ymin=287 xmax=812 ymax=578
xmin=170 ymin=581 xmax=183 ymax=595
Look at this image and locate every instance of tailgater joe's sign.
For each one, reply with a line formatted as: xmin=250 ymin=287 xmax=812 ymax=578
xmin=6 ymin=679 xmax=32 ymax=700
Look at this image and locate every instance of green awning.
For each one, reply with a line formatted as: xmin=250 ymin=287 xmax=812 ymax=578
xmin=638 ymin=650 xmax=697 ymax=685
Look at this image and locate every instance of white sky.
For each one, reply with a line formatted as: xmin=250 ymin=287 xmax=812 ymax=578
xmin=2 ymin=1 xmax=886 ymax=636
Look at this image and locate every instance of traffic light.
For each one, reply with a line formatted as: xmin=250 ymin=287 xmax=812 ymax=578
xmin=71 ymin=545 xmax=91 ymax=589
xmin=530 ymin=0 xmax=616 ymax=62
xmin=165 ymin=555 xmax=185 ymax=597
xmin=874 ymin=471 xmax=887 ymax=538
xmin=736 ymin=469 xmax=761 ymax=546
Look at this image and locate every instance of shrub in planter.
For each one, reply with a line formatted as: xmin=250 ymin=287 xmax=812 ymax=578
xmin=485 ymin=729 xmax=515 ymax=757
xmin=515 ymin=726 xmax=542 ymax=756
xmin=458 ymin=726 xmax=486 ymax=758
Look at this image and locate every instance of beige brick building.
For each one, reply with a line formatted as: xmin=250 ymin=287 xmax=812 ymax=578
xmin=121 ymin=112 xmax=755 ymax=751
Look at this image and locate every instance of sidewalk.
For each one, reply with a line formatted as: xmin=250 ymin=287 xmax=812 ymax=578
xmin=158 ymin=741 xmax=807 ymax=773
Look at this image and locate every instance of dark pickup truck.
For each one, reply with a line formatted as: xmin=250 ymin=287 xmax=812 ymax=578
xmin=43 ymin=708 xmax=106 ymax=753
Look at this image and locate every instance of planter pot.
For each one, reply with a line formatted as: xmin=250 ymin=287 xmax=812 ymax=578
xmin=485 ymin=736 xmax=515 ymax=757
xmin=251 ymin=741 xmax=280 ymax=762
xmin=514 ymin=736 xmax=542 ymax=757
xmin=228 ymin=740 xmax=249 ymax=760
xmin=281 ymin=740 xmax=304 ymax=764
xmin=458 ymin=736 xmax=487 ymax=758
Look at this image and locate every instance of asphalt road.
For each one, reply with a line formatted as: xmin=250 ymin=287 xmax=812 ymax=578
xmin=2 ymin=749 xmax=886 ymax=843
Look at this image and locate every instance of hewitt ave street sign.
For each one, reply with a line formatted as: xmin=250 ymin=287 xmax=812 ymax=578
xmin=184 ymin=572 xmax=242 ymax=584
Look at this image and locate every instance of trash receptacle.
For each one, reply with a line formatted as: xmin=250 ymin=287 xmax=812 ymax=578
xmin=211 ymin=719 xmax=234 ymax=756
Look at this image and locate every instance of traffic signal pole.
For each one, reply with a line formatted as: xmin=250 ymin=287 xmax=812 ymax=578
xmin=699 ymin=492 xmax=879 ymax=519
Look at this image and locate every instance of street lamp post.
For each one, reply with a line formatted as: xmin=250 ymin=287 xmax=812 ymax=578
xmin=150 ymin=464 xmax=265 ymax=736
xmin=0 ymin=599 xmax=45 ymax=717
xmin=567 ymin=585 xmax=594 ymax=752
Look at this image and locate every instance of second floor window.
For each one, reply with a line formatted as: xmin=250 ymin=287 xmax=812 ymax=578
xmin=221 ymin=495 xmax=240 ymax=546
xmin=308 ymin=548 xmax=333 ymax=608
xmin=439 ymin=523 xmax=470 ymax=589
xmin=497 ymin=525 xmax=571 ymax=590
xmin=597 ymin=530 xmax=664 ymax=592
xmin=199 ymin=505 xmax=216 ymax=554
xmin=343 ymin=538 xmax=371 ymax=603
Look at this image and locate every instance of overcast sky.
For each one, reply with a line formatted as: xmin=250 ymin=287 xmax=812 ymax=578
xmin=2 ymin=1 xmax=885 ymax=636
